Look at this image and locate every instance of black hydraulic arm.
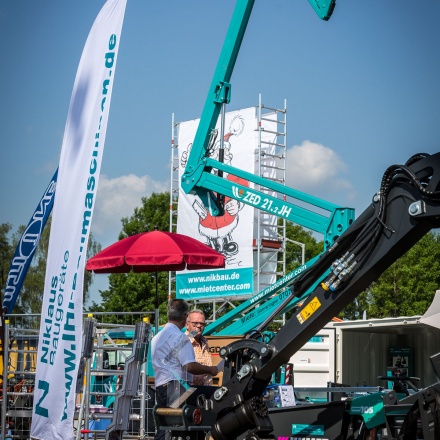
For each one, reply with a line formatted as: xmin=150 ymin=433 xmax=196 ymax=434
xmin=256 ymin=152 xmax=440 ymax=380
xmin=210 ymin=152 xmax=440 ymax=440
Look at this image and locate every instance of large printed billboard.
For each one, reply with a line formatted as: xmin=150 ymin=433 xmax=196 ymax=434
xmin=176 ymin=107 xmax=279 ymax=300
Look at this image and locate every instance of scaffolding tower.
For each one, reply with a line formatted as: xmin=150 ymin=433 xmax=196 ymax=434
xmin=169 ymin=113 xmax=180 ymax=300
xmin=254 ymin=95 xmax=287 ymax=294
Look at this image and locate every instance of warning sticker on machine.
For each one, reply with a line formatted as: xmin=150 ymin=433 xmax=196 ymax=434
xmin=296 ymin=297 xmax=322 ymax=324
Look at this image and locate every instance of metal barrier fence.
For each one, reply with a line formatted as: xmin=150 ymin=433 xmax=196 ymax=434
xmin=1 ymin=311 xmax=156 ymax=440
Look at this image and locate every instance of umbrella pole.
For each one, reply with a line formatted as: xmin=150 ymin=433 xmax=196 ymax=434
xmin=155 ymin=271 xmax=159 ymax=333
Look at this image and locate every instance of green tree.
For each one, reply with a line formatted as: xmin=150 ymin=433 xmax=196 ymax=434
xmin=120 ymin=192 xmax=171 ymax=239
xmin=0 ymin=219 xmax=101 ymax=314
xmin=283 ymin=222 xmax=323 ymax=274
xmin=0 ymin=223 xmax=13 ymax=298
xmin=339 ymin=232 xmax=440 ymax=320
xmin=366 ymin=232 xmax=440 ymax=318
xmin=89 ymin=192 xmax=171 ymax=323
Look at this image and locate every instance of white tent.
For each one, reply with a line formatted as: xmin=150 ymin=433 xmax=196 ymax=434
xmin=420 ymin=290 xmax=440 ymax=330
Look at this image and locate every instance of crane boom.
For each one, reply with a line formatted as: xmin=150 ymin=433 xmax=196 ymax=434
xmin=181 ymin=0 xmax=346 ymax=248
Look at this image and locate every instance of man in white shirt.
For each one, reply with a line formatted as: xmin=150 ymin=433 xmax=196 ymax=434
xmin=151 ymin=299 xmax=218 ymax=440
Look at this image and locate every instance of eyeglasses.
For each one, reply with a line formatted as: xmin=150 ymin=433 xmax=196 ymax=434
xmin=189 ymin=322 xmax=206 ymax=327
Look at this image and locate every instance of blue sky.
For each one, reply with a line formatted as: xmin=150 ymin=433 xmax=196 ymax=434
xmin=1 ymin=1 xmax=439 ymax=304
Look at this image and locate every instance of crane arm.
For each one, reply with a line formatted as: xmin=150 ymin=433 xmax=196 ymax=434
xmin=181 ymin=1 xmax=343 ymax=246
xmin=182 ymin=0 xmax=335 ymax=199
xmin=307 ymin=0 xmax=336 ymax=21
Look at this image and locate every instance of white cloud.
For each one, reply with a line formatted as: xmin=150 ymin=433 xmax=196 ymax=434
xmin=285 ymin=140 xmax=355 ymax=202
xmin=91 ymin=173 xmax=169 ymax=247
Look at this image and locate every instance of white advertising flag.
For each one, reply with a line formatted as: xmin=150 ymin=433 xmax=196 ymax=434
xmin=31 ymin=1 xmax=126 ymax=438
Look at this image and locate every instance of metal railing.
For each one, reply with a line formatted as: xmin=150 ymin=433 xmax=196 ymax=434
xmin=1 ymin=311 xmax=156 ymax=440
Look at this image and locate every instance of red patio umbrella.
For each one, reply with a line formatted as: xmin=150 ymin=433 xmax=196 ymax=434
xmin=86 ymin=230 xmax=225 ymax=330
